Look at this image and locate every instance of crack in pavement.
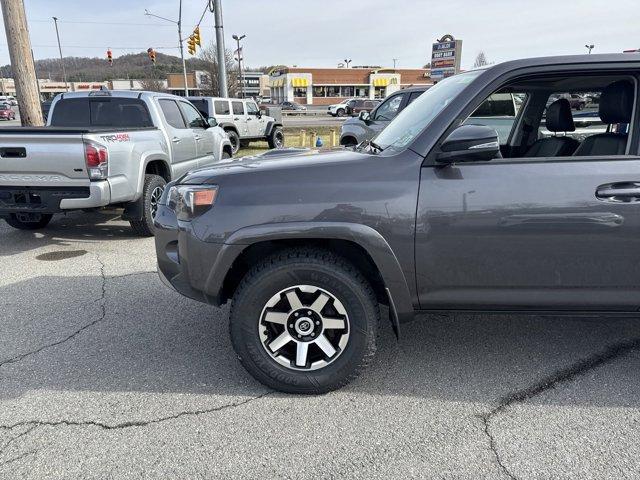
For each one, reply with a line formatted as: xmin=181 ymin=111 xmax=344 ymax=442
xmin=0 ymin=253 xmax=107 ymax=370
xmin=479 ymin=337 xmax=640 ymax=480
xmin=0 ymin=449 xmax=39 ymax=468
xmin=0 ymin=259 xmax=156 ymax=370
xmin=0 ymin=391 xmax=272 ymax=467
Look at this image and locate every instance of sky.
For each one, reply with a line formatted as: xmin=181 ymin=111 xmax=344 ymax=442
xmin=0 ymin=0 xmax=638 ymax=71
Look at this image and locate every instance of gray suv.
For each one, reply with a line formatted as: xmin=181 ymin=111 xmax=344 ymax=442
xmin=189 ymin=97 xmax=284 ymax=154
xmin=340 ymin=86 xmax=429 ymax=146
xmin=156 ymin=54 xmax=639 ymax=394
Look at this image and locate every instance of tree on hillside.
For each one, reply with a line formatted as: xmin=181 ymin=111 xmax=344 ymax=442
xmin=473 ymin=52 xmax=489 ymax=69
xmin=198 ymin=42 xmax=239 ymax=96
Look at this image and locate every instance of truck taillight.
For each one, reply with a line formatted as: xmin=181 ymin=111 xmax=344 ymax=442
xmin=84 ymin=142 xmax=108 ymax=180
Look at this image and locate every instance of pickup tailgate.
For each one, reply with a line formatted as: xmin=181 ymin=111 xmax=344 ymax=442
xmin=0 ymin=129 xmax=89 ymax=187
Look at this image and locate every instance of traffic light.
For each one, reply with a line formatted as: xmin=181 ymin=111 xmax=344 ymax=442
xmin=187 ymin=35 xmax=196 ymax=56
xmin=193 ymin=26 xmax=201 ymax=47
xmin=106 ymin=49 xmax=113 ymax=66
xmin=147 ymin=47 xmax=156 ymax=64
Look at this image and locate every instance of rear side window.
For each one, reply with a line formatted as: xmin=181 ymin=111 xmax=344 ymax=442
xmin=407 ymin=91 xmax=424 ymax=105
xmin=159 ymin=99 xmax=186 ymax=129
xmin=232 ymin=101 xmax=244 ymax=115
xmin=214 ymin=100 xmax=230 ymax=115
xmin=51 ymin=97 xmax=153 ymax=127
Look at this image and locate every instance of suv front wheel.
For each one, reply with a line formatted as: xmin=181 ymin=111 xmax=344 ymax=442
xmin=267 ymin=127 xmax=284 ymax=149
xmin=230 ymin=248 xmax=379 ymax=394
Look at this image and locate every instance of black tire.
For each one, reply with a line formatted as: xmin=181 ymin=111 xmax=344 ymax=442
xmin=222 ymin=151 xmax=232 ymax=160
xmin=229 ymin=248 xmax=379 ymax=394
xmin=336 ymin=108 xmax=345 ymax=117
xmin=240 ymin=140 xmax=250 ymax=148
xmin=4 ymin=213 xmax=53 ymax=230
xmin=267 ymin=127 xmax=284 ymax=149
xmin=129 ymin=174 xmax=166 ymax=237
xmin=226 ymin=129 xmax=240 ymax=154
xmin=341 ymin=137 xmax=358 ymax=147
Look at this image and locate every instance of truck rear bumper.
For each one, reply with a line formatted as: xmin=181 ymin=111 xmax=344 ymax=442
xmin=0 ymin=181 xmax=111 ymax=214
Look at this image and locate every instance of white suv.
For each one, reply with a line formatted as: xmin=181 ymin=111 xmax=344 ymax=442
xmin=327 ymin=98 xmax=356 ymax=117
xmin=188 ymin=97 xmax=284 ymax=154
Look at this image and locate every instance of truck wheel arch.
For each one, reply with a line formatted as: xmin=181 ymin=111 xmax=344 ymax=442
xmin=208 ymin=222 xmax=415 ymax=336
xmin=264 ymin=121 xmax=283 ymax=138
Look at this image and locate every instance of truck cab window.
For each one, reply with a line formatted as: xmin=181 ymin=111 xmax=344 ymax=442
xmin=159 ymin=99 xmax=186 ymax=129
xmin=179 ymin=102 xmax=205 ymax=129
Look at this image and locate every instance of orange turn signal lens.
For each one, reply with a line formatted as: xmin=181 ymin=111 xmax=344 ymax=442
xmin=192 ymin=188 xmax=217 ymax=206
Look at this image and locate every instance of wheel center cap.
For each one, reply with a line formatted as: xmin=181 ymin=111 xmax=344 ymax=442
xmin=295 ymin=317 xmax=314 ymax=335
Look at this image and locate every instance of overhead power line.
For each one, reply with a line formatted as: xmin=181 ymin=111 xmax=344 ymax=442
xmin=30 ymin=19 xmax=174 ymax=27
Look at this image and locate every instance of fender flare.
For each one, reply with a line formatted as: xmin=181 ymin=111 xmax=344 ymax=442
xmin=219 ymin=122 xmax=238 ymax=134
xmin=264 ymin=121 xmax=283 ymax=137
xmin=204 ymin=221 xmax=415 ymax=330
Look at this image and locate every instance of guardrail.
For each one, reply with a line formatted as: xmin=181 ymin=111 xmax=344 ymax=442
xmin=281 ymin=110 xmax=328 ymax=116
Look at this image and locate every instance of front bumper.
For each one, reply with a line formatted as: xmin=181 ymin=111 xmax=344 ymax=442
xmin=154 ymin=203 xmax=237 ymax=306
xmin=0 ymin=181 xmax=111 ymax=214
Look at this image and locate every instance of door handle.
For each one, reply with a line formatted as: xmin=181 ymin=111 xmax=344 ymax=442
xmin=171 ymin=137 xmax=181 ymax=143
xmin=234 ymin=117 xmax=240 ymax=120
xmin=596 ymin=182 xmax=640 ymax=201
xmin=194 ymin=135 xmax=202 ymax=141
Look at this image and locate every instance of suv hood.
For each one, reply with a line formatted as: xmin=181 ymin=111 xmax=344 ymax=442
xmin=179 ymin=147 xmax=367 ymax=185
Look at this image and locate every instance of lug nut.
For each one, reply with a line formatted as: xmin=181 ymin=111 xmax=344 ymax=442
xmin=315 ymin=321 xmax=320 ymax=325
xmin=289 ymin=324 xmax=294 ymax=328
xmin=307 ymin=311 xmax=312 ymax=315
xmin=297 ymin=334 xmax=302 ymax=339
xmin=311 ymin=332 xmax=315 ymax=337
xmin=294 ymin=312 xmax=299 ymax=317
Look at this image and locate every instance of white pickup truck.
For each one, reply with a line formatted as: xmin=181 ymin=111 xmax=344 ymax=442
xmin=0 ymin=90 xmax=233 ymax=236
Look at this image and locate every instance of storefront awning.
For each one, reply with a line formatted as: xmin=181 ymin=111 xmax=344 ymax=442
xmin=291 ymin=77 xmax=309 ymax=87
xmin=372 ymin=78 xmax=389 ymax=87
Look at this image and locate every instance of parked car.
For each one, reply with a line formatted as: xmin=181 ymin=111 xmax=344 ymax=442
xmin=155 ymin=53 xmax=639 ymax=394
xmin=547 ymin=93 xmax=588 ymax=110
xmin=340 ymin=86 xmax=429 ymax=146
xmin=0 ymin=90 xmax=232 ymax=235
xmin=278 ymin=101 xmax=307 ymax=112
xmin=327 ymin=98 xmax=356 ymax=117
xmin=350 ymin=98 xmax=381 ymax=116
xmin=0 ymin=104 xmax=15 ymax=120
xmin=189 ymin=97 xmax=284 ymax=154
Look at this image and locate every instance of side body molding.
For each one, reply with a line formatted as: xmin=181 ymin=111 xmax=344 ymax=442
xmin=204 ymin=222 xmax=415 ymax=326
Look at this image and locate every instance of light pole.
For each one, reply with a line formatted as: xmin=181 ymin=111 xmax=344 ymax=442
xmin=232 ymin=34 xmax=245 ymax=98
xmin=392 ymin=58 xmax=398 ymax=68
xmin=344 ymin=58 xmax=352 ymax=68
xmin=585 ymin=44 xmax=594 ymax=54
xmin=144 ymin=4 xmax=189 ymax=96
xmin=52 ymin=17 xmax=68 ymax=91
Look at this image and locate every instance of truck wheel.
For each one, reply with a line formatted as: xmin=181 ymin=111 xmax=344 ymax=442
xmin=267 ymin=127 xmax=284 ymax=149
xmin=226 ymin=130 xmax=240 ymax=154
xmin=4 ymin=213 xmax=53 ymax=230
xmin=336 ymin=108 xmax=345 ymax=117
xmin=229 ymin=248 xmax=379 ymax=394
xmin=129 ymin=174 xmax=166 ymax=237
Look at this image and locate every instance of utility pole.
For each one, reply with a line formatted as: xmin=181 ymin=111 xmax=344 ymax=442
xmin=52 ymin=17 xmax=68 ymax=91
xmin=232 ymin=34 xmax=245 ymax=98
xmin=0 ymin=0 xmax=43 ymax=125
xmin=177 ymin=0 xmax=188 ymax=96
xmin=144 ymin=5 xmax=189 ymax=96
xmin=212 ymin=0 xmax=228 ymax=97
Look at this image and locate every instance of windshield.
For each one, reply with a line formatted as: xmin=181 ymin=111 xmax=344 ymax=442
xmin=373 ymin=70 xmax=483 ymax=151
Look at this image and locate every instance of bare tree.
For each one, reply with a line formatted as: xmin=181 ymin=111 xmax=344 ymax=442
xmin=473 ymin=51 xmax=489 ymax=69
xmin=139 ymin=77 xmax=166 ymax=92
xmin=198 ymin=41 xmax=238 ymax=97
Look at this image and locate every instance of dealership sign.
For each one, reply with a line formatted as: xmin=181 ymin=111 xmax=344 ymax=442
xmin=431 ymin=34 xmax=462 ymax=80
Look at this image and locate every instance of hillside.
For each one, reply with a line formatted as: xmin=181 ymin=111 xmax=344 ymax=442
xmin=1 ymin=52 xmax=212 ymax=82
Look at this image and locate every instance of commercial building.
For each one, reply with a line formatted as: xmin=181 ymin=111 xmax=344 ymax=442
xmin=241 ymin=70 xmax=270 ymax=99
xmin=268 ymin=67 xmax=432 ymax=105
xmin=0 ymin=78 xmax=108 ymax=100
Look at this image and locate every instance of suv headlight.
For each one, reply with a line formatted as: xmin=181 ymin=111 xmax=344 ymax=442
xmin=164 ymin=185 xmax=218 ymax=221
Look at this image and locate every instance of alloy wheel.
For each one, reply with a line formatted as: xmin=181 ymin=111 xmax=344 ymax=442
xmin=150 ymin=185 xmax=164 ymax=219
xmin=258 ymin=285 xmax=350 ymax=371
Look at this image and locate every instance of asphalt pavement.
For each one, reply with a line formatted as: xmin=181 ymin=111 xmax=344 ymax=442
xmin=1 ymin=211 xmax=640 ymax=479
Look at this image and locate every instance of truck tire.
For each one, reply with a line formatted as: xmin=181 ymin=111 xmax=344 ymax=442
xmin=229 ymin=248 xmax=379 ymax=394
xmin=267 ymin=127 xmax=284 ymax=149
xmin=226 ymin=129 xmax=240 ymax=154
xmin=129 ymin=174 xmax=166 ymax=237
xmin=4 ymin=213 xmax=53 ymax=230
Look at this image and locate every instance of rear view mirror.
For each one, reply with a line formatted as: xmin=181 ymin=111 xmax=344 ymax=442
xmin=206 ymin=117 xmax=217 ymax=128
xmin=358 ymin=111 xmax=370 ymax=122
xmin=436 ymin=124 xmax=500 ymax=163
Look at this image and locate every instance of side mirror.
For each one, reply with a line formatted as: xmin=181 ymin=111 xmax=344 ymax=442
xmin=358 ymin=111 xmax=370 ymax=122
xmin=206 ymin=117 xmax=217 ymax=128
xmin=436 ymin=124 xmax=500 ymax=164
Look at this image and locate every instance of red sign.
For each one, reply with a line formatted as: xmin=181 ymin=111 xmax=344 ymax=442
xmin=432 ymin=59 xmax=455 ymax=68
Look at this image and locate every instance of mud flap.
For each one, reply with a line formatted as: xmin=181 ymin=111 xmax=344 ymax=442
xmin=121 ymin=197 xmax=143 ymax=221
